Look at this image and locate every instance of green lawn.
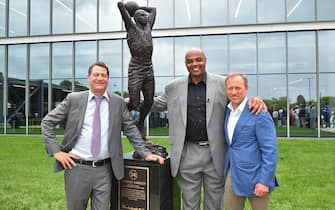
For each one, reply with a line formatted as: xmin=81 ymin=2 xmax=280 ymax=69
xmin=0 ymin=136 xmax=334 ymax=209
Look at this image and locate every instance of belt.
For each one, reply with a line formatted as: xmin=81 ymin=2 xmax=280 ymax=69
xmin=187 ymin=140 xmax=210 ymax=146
xmin=73 ymin=158 xmax=110 ymax=168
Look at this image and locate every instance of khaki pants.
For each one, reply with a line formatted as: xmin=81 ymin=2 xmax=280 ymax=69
xmin=223 ymin=168 xmax=270 ymax=210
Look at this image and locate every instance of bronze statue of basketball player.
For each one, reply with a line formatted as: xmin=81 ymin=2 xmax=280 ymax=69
xmin=118 ymin=1 xmax=155 ymax=140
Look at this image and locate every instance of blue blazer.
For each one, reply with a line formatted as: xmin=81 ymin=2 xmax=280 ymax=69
xmin=224 ymin=102 xmax=279 ymax=197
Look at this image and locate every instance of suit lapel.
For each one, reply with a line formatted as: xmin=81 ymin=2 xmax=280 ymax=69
xmin=108 ymin=92 xmax=116 ymax=136
xmin=206 ymin=74 xmax=216 ymax=127
xmin=231 ymin=103 xmax=251 ymax=145
xmin=76 ymin=92 xmax=89 ymax=134
xmin=225 ymin=108 xmax=231 ymax=145
xmin=179 ymin=76 xmax=188 ymax=126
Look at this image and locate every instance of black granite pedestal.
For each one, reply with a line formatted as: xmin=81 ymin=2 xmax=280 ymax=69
xmin=111 ymin=153 xmax=180 ymax=210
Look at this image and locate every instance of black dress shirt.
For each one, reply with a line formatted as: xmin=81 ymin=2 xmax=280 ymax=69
xmin=185 ymin=75 xmax=208 ymax=142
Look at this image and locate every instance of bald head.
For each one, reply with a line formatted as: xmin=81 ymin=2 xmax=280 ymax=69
xmin=185 ymin=48 xmax=206 ymax=60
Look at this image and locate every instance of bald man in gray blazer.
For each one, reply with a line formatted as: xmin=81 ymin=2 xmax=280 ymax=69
xmin=42 ymin=62 xmax=164 ymax=210
xmin=151 ymin=48 xmax=265 ymax=210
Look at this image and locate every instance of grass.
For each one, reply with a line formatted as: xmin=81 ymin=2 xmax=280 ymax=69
xmin=0 ymin=136 xmax=334 ymax=209
xmin=3 ymin=126 xmax=335 ymax=137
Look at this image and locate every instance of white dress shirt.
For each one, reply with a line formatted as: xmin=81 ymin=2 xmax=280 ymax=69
xmin=70 ymin=90 xmax=110 ymax=160
xmin=227 ymin=97 xmax=248 ymax=145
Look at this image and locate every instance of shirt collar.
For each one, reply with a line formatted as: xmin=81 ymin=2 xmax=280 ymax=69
xmin=188 ymin=72 xmax=207 ymax=85
xmin=88 ymin=90 xmax=109 ymax=102
xmin=227 ymin=97 xmax=248 ymax=113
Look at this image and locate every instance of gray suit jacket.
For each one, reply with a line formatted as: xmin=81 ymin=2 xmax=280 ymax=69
xmin=152 ymin=72 xmax=228 ymax=177
xmin=41 ymin=90 xmax=151 ymax=180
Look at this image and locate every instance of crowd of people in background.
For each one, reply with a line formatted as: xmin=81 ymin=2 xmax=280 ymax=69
xmin=269 ymin=102 xmax=335 ymax=129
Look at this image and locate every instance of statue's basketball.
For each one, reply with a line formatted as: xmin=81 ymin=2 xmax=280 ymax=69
xmin=125 ymin=1 xmax=139 ymax=17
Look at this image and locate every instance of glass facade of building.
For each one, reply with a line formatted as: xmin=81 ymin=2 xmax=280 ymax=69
xmin=1 ymin=0 xmax=335 ymax=137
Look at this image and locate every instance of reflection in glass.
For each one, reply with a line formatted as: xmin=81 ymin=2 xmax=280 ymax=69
xmin=30 ymin=0 xmax=50 ymax=35
xmin=229 ymin=34 xmax=256 ymax=74
xmin=202 ymin=35 xmax=228 ymax=75
xmin=149 ymin=0 xmax=173 ymax=28
xmin=258 ymin=0 xmax=285 ymax=23
xmin=30 ymin=44 xmax=49 ymax=134
xmin=228 ymin=0 xmax=256 ymax=25
xmin=52 ymin=42 xmax=72 ymax=80
xmin=53 ymin=0 xmax=73 ymax=34
xmin=52 ymin=42 xmax=73 ymax=109
xmin=259 ymin=74 xmax=287 ymax=137
xmin=8 ymin=45 xmax=27 ymax=134
xmin=99 ymin=40 xmax=122 ymax=78
xmin=201 ymin=0 xmax=227 ymax=26
xmin=317 ymin=0 xmax=335 ymax=21
xmin=152 ymin=38 xmax=174 ymax=76
xmin=75 ymin=41 xmax=97 ymax=79
xmin=288 ymin=32 xmax=316 ymax=73
xmin=175 ymin=0 xmax=200 ymax=27
xmin=258 ymin=33 xmax=286 ymax=74
xmin=0 ymin=45 xmax=3 ymax=73
xmin=319 ymin=73 xmax=335 ymax=136
xmin=175 ymin=36 xmax=201 ymax=76
xmin=99 ymin=0 xmax=121 ymax=32
xmin=9 ymin=0 xmax=27 ymax=36
xmin=108 ymin=78 xmax=122 ymax=95
xmin=288 ymin=74 xmax=317 ymax=137
xmin=149 ymin=76 xmax=173 ymax=136
xmin=0 ymin=0 xmax=5 ymax=36
xmin=76 ymin=0 xmax=97 ymax=33
xmin=287 ymin=0 xmax=314 ymax=22
xmin=319 ymin=31 xmax=335 ymax=73
xmin=0 ymin=46 xmax=3 ymax=134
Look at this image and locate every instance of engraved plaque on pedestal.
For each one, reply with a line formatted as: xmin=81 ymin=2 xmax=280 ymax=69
xmin=111 ymin=153 xmax=180 ymax=210
xmin=119 ymin=165 xmax=149 ymax=209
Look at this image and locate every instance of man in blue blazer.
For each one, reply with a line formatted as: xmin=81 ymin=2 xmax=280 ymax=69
xmin=152 ymin=48 xmax=267 ymax=210
xmin=223 ymin=72 xmax=278 ymax=210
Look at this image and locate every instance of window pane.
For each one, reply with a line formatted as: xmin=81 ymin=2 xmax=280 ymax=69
xmin=0 ymin=0 xmax=5 ymax=37
xmin=175 ymin=0 xmax=200 ymax=28
xmin=76 ymin=0 xmax=97 ymax=33
xmin=30 ymin=44 xmax=49 ymax=134
xmin=201 ymin=0 xmax=227 ymax=26
xmin=99 ymin=40 xmax=122 ymax=78
xmin=0 ymin=46 xmax=4 ymax=133
xmin=149 ymin=76 xmax=173 ymax=137
xmin=288 ymin=73 xmax=317 ymax=137
xmin=319 ymin=31 xmax=335 ymax=73
xmin=288 ymin=32 xmax=316 ymax=73
xmin=229 ymin=34 xmax=256 ymax=74
xmin=30 ymin=0 xmax=50 ymax=35
xmin=175 ymin=36 xmax=201 ymax=76
xmin=317 ymin=0 xmax=335 ymax=21
xmin=149 ymin=0 xmax=173 ymax=28
xmin=53 ymin=0 xmax=73 ymax=34
xmin=75 ymin=41 xmax=97 ymax=80
xmin=8 ymin=45 xmax=27 ymax=134
xmin=99 ymin=0 xmax=121 ymax=32
xmin=319 ymin=73 xmax=335 ymax=136
xmin=258 ymin=33 xmax=286 ymax=74
xmin=153 ymin=38 xmax=174 ymax=76
xmin=287 ymin=0 xmax=315 ymax=22
xmin=9 ymin=0 xmax=27 ymax=36
xmin=52 ymin=42 xmax=72 ymax=85
xmin=228 ymin=0 xmax=256 ymax=25
xmin=202 ymin=35 xmax=228 ymax=75
xmin=258 ymin=0 xmax=285 ymax=23
xmin=259 ymin=74 xmax=287 ymax=136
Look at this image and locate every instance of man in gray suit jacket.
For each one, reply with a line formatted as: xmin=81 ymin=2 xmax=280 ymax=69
xmin=151 ymin=48 xmax=265 ymax=210
xmin=41 ymin=62 xmax=164 ymax=210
